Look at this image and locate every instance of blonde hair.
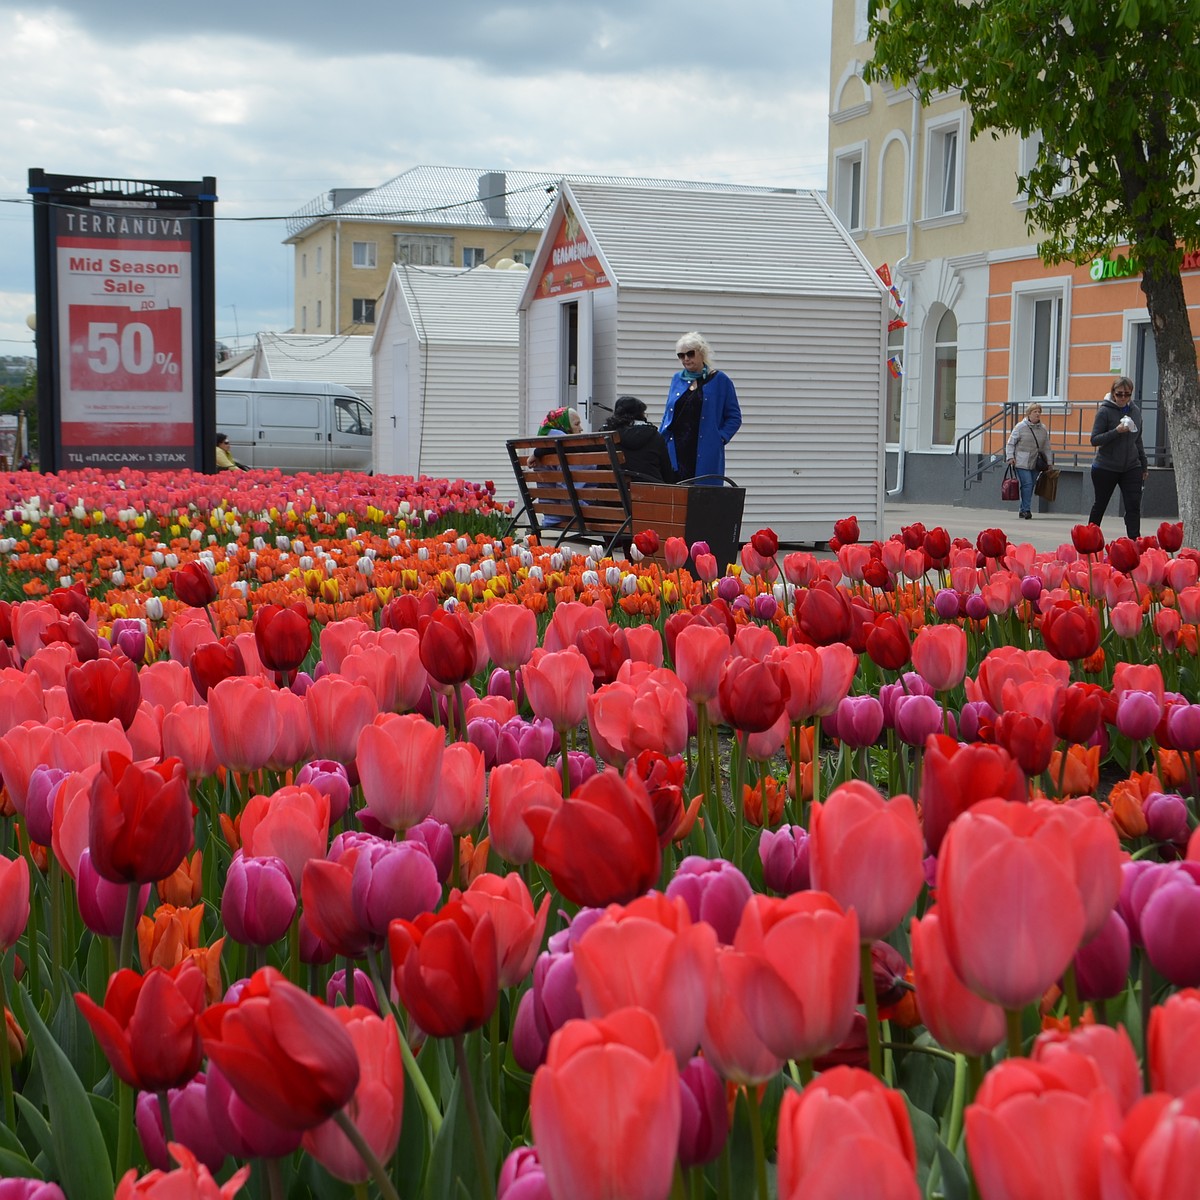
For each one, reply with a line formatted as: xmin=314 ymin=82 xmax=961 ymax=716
xmin=675 ymin=331 xmax=714 ymax=367
xmin=1026 ymin=403 xmax=1043 ymax=417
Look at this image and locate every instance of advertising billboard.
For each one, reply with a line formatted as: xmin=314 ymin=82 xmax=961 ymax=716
xmin=29 ymin=170 xmax=217 ymax=473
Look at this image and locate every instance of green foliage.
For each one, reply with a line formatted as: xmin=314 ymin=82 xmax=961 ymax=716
xmin=865 ymin=0 xmax=1200 ymax=272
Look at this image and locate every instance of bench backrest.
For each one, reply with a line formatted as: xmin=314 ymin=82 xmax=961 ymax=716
xmin=506 ymin=432 xmax=633 ymax=544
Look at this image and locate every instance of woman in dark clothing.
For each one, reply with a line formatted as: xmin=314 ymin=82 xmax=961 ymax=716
xmin=603 ymin=395 xmax=675 ymax=483
xmin=1088 ymin=375 xmax=1148 ymax=538
xmin=660 ymin=331 xmax=741 ymax=482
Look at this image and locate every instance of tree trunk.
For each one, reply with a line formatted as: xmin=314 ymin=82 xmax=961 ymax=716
xmin=1141 ymin=262 xmax=1200 ymax=545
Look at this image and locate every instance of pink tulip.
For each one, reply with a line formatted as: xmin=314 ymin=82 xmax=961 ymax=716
xmin=522 ymin=647 xmax=594 ymax=732
xmin=208 ymin=676 xmax=279 ymax=774
xmin=356 ymin=712 xmax=445 ymax=832
xmin=911 ymin=624 xmax=968 ymax=692
xmin=487 ymin=759 xmax=562 ymax=866
xmin=481 ymin=604 xmax=539 ymax=672
xmin=430 ymin=741 xmax=485 ymax=833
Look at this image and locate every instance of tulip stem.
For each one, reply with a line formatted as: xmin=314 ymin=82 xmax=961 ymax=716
xmin=1005 ymin=1008 xmax=1023 ymax=1059
xmin=671 ymin=1164 xmax=687 ymax=1200
xmin=157 ymin=1088 xmax=175 ymax=1145
xmin=0 ymin=968 xmax=14 ymax=1131
xmin=1140 ymin=950 xmax=1153 ymax=1093
xmin=453 ymin=1034 xmax=495 ymax=1200
xmin=1062 ymin=962 xmax=1081 ymax=1027
xmin=115 ymin=1077 xmax=133 ymax=1179
xmin=332 ymin=1110 xmax=402 ymax=1200
xmin=743 ymin=1085 xmax=770 ymax=1200
xmin=118 ymin=882 xmax=142 ymax=971
xmin=20 ymin=838 xmax=41 ymax=1003
xmin=489 ymin=1004 xmax=502 ymax=1120
xmin=860 ymin=940 xmax=885 ymax=1080
xmin=366 ymin=949 xmax=443 ymax=1135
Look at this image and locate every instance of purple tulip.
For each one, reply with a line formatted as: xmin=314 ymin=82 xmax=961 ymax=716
xmin=1072 ymin=909 xmax=1131 ymax=1001
xmin=298 ymin=911 xmax=335 ymax=966
xmin=488 ymin=668 xmax=525 ymax=706
xmin=24 ymin=765 xmax=69 ymax=847
xmin=326 ymin=967 xmax=379 ymax=1013
xmin=958 ymin=700 xmax=998 ymax=744
xmin=754 ymin=593 xmax=778 ymax=621
xmin=893 ymin=693 xmax=944 ymax=747
xmin=1115 ymin=690 xmax=1164 ymax=741
xmin=1143 ymin=792 xmax=1191 ymax=844
xmin=511 ymin=989 xmax=550 ymax=1072
xmin=1139 ymin=863 xmax=1200 ymax=986
xmin=498 ymin=717 xmax=556 ymax=766
xmin=204 ymin=1062 xmax=302 ymax=1159
xmin=553 ymin=749 xmax=598 ymax=792
xmin=933 ymin=589 xmax=960 ymax=619
xmin=964 ymin=594 xmax=988 ymax=621
xmin=1117 ymin=859 xmax=1158 ymax=946
xmin=759 ymin=824 xmax=811 ymax=895
xmin=76 ymin=849 xmax=151 ymax=938
xmin=678 ymin=1056 xmax=730 ymax=1168
xmin=1020 ymin=575 xmax=1043 ymax=601
xmin=690 ymin=541 xmax=711 ymax=559
xmin=497 ymin=1146 xmax=552 ymax=1200
xmin=406 ymin=817 xmax=454 ymax=883
xmin=467 ymin=717 xmax=502 ymax=768
xmin=1166 ymin=704 xmax=1200 ymax=752
xmin=221 ymin=853 xmax=297 ymax=947
xmin=732 ymin=595 xmax=753 ymax=616
xmin=716 ymin=576 xmax=742 ymax=603
xmin=834 ymin=695 xmax=885 ymax=748
xmin=350 ymin=837 xmax=442 ymax=940
xmin=136 ymin=1075 xmax=226 ymax=1173
xmin=665 ymin=857 xmax=752 ymax=945
xmin=295 ymin=759 xmax=352 ymax=823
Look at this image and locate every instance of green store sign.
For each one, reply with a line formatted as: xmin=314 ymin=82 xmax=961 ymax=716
xmin=1090 ymin=248 xmax=1200 ymax=281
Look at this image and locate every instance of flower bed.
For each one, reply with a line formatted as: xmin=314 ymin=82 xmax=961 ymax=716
xmin=1 ymin=473 xmax=1199 ymax=1199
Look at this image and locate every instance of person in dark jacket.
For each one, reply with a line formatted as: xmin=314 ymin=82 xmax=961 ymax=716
xmin=660 ymin=331 xmax=741 ymax=482
xmin=1087 ymin=376 xmax=1148 ymax=538
xmin=603 ymin=395 xmax=675 ymax=483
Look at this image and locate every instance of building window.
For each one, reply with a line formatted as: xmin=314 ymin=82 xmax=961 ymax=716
xmin=1011 ymin=280 xmax=1070 ymax=405
xmin=352 ymin=241 xmax=377 ymax=269
xmin=932 ymin=309 xmax=957 ymax=446
xmin=853 ymin=0 xmax=869 ymax=42
xmin=886 ymin=323 xmax=904 ymax=444
xmin=301 ymin=253 xmax=307 ymax=279
xmin=301 ymin=305 xmax=307 ymax=333
xmin=512 ymin=249 xmax=536 ymax=267
xmin=316 ymin=300 xmax=322 ymax=329
xmin=833 ymin=145 xmax=866 ymax=233
xmin=316 ymin=246 xmax=323 ymax=274
xmin=352 ymin=298 xmax=376 ymax=325
xmin=1018 ymin=131 xmax=1072 ymax=201
xmin=925 ymin=115 xmax=965 ymax=218
xmin=395 ymin=235 xmax=454 ymax=266
xmin=462 ymin=247 xmax=486 ymax=268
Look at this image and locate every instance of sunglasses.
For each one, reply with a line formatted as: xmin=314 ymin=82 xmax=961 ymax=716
xmin=677 ymin=350 xmax=699 ymax=360
xmin=1114 ymin=390 xmax=1132 ymax=397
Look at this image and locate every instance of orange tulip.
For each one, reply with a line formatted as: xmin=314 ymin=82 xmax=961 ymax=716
xmin=1047 ymin=744 xmax=1100 ymax=797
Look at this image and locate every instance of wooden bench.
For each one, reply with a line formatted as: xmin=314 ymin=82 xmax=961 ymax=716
xmin=505 ymin=432 xmax=634 ymax=555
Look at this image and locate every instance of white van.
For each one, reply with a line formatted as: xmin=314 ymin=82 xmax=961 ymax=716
xmin=215 ymin=379 xmax=373 ymax=473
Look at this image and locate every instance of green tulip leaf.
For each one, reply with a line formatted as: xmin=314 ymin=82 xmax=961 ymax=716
xmin=24 ymin=1000 xmax=115 ymax=1200
xmin=14 ymin=1094 xmax=54 ymax=1168
xmin=0 ymin=1151 xmax=41 ymax=1177
xmin=936 ymin=1138 xmax=970 ymax=1200
xmin=424 ymin=1069 xmax=502 ymax=1200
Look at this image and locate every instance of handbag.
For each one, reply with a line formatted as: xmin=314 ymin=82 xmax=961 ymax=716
xmin=1034 ymin=466 xmax=1061 ymax=502
xmin=1001 ymin=464 xmax=1019 ymax=502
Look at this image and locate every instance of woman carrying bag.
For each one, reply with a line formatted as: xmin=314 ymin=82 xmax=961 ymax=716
xmin=1006 ymin=402 xmax=1052 ymax=519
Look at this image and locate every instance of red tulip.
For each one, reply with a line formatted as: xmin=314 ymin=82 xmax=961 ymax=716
xmin=793 ymin=580 xmax=853 ymax=646
xmin=479 ymin=604 xmax=538 ymax=673
xmin=725 ymin=892 xmax=860 ymax=1063
xmin=1149 ymin=988 xmax=1200 ymax=1096
xmin=864 ymin=614 xmax=911 ymax=671
xmin=833 ymin=516 xmax=860 ymax=545
xmin=909 ymin=910 xmax=1005 ymax=1057
xmin=965 ymin=1056 xmax=1121 ymax=1200
xmin=911 ymin=624 xmax=968 ymax=692
xmin=487 ymin=759 xmax=563 ymax=867
xmin=88 ymin=751 xmax=193 ymax=885
xmin=750 ymin=528 xmax=779 ymax=558
xmin=388 ymin=899 xmax=499 ymax=1037
xmin=1097 ymin=1089 xmax=1200 ymax=1199
xmin=919 ymin=735 xmax=1026 ymax=855
xmin=1108 ymin=536 xmax=1141 ymax=574
xmin=300 ymin=1007 xmax=403 ymax=1184
xmin=1158 ymin=521 xmax=1185 ymax=552
xmin=717 ymin=656 xmax=790 ymax=733
xmin=976 ymin=528 xmax=1008 ymax=560
xmin=937 ymin=800 xmax=1085 ymax=1010
xmin=198 ymin=967 xmax=359 ymax=1131
xmin=1071 ymin=523 xmax=1105 ymax=555
xmin=380 ymin=591 xmax=437 ymax=632
xmin=530 ymin=1007 xmax=680 ymax=1200
xmin=993 ymin=710 xmax=1056 ymax=777
xmin=632 ymin=529 xmax=660 ymax=558
xmin=75 ymin=960 xmax=207 ymax=1091
xmin=524 ymin=771 xmax=661 ymax=906
xmin=575 ymin=625 xmax=628 ymax=686
xmin=573 ymin=893 xmax=717 ymax=1067
xmin=188 ymin=640 xmax=245 ymax=701
xmin=523 ymin=647 xmax=594 ymax=732
xmin=0 ymin=853 xmax=30 ymax=949
xmin=356 ymin=712 xmax=444 ymax=832
xmin=924 ymin=526 xmax=951 ymax=564
xmin=1040 ymin=601 xmax=1101 ymax=661
xmin=810 ymin=781 xmax=925 ymax=941
xmin=253 ymin=603 xmax=312 ymax=674
xmin=66 ymin=656 xmax=141 ymax=730
xmin=1052 ymin=683 xmax=1105 ymax=745
xmin=172 ymin=562 xmax=218 ymax=608
xmin=418 ymin=608 xmax=477 ymax=687
xmin=777 ymin=1067 xmax=920 ymax=1200
xmin=459 ymin=871 xmax=551 ymax=989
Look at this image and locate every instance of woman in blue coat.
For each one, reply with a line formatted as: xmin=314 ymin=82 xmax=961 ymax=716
xmin=660 ymin=331 xmax=742 ymax=482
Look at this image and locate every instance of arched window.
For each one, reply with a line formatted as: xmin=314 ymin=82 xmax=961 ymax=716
xmin=932 ymin=309 xmax=957 ymax=446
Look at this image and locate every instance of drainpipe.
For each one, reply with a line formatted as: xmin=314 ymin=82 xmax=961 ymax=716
xmin=888 ymin=85 xmax=921 ymax=497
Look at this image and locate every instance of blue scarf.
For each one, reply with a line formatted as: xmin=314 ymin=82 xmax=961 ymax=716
xmin=681 ymin=365 xmax=711 ymax=383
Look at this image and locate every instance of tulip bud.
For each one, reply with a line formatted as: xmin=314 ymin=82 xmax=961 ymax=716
xmin=678 ymin=1056 xmax=729 ymax=1167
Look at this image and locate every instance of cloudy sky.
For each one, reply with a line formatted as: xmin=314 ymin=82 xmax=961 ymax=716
xmin=0 ymin=0 xmax=834 ymax=357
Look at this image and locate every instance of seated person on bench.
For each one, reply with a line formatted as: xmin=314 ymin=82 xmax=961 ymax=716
xmin=603 ymin=394 xmax=675 ymax=483
xmin=527 ymin=407 xmax=583 ymax=526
